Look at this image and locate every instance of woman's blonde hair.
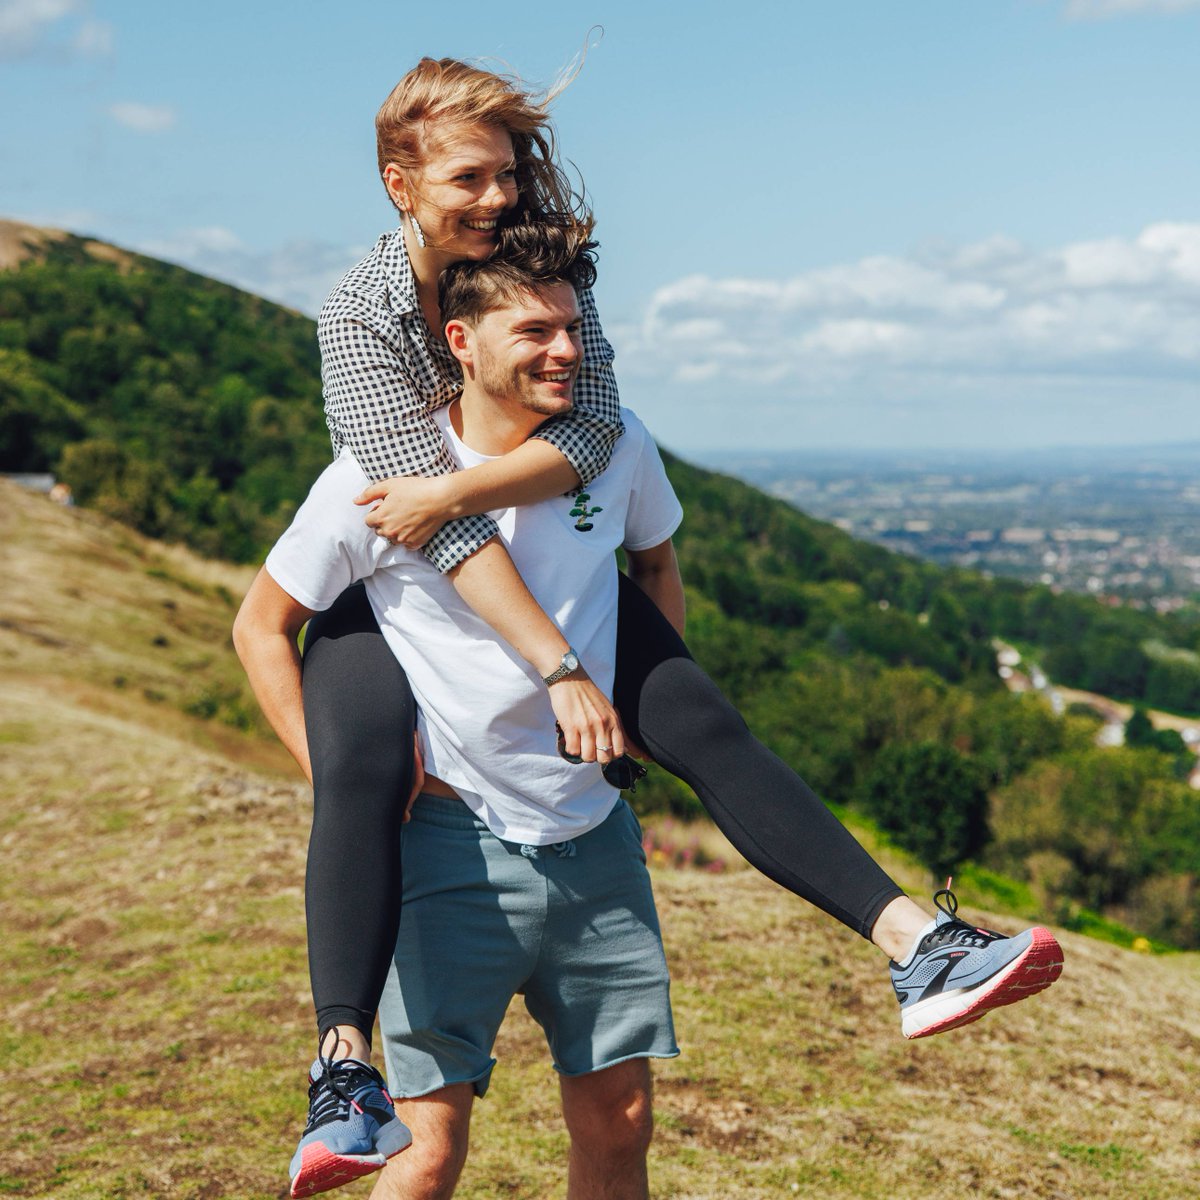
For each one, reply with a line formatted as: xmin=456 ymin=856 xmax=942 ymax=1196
xmin=376 ymin=57 xmax=591 ymax=232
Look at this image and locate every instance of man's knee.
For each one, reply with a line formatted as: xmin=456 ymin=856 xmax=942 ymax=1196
xmin=371 ymin=1147 xmax=465 ymax=1200
xmin=369 ymin=1088 xmax=472 ymax=1200
xmin=562 ymin=1060 xmax=655 ymax=1161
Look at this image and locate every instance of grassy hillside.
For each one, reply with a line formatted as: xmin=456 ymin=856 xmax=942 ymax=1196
xmin=4 ymin=222 xmax=1200 ymax=945
xmin=2 ymin=483 xmax=1198 ymax=1199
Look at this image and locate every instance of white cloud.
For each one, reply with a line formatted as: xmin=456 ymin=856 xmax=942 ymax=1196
xmin=613 ymin=222 xmax=1200 ymax=404
xmin=72 ymin=16 xmax=111 ymax=56
xmin=0 ymin=0 xmax=110 ymax=60
xmin=108 ymin=102 xmax=176 ymax=133
xmin=135 ymin=227 xmax=369 ymax=317
xmin=1064 ymin=0 xmax=1200 ymax=18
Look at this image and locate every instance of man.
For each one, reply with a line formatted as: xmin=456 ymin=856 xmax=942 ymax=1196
xmin=234 ymin=223 xmax=683 ymax=1200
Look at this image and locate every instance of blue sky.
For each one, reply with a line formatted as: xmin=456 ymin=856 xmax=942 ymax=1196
xmin=2 ymin=0 xmax=1198 ymax=453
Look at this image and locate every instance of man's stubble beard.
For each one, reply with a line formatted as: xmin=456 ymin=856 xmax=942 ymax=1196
xmin=475 ymin=342 xmax=572 ymax=419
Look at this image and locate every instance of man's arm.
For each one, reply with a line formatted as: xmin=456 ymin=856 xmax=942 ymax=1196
xmin=232 ymin=568 xmax=317 ymax=783
xmin=625 ymin=539 xmax=686 ymax=637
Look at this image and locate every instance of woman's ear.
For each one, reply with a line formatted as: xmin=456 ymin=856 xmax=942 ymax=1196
xmin=382 ymin=162 xmax=411 ymax=212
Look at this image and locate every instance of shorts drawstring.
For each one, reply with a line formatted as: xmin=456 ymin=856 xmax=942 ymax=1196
xmin=519 ymin=841 xmax=577 ymax=859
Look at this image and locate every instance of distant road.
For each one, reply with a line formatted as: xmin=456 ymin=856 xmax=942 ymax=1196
xmin=1054 ymin=686 xmax=1200 ymax=735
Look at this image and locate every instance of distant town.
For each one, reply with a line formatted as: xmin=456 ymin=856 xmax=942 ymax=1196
xmin=708 ymin=443 xmax=1200 ymax=614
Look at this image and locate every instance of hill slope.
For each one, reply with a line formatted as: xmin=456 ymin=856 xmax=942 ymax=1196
xmin=4 ymin=223 xmax=1200 ymax=946
xmin=3 ymin=470 xmax=1200 ymax=1199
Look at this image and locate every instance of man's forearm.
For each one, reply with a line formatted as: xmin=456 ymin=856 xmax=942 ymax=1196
xmin=627 ymin=544 xmax=686 ymax=636
xmin=232 ymin=574 xmax=314 ymax=782
xmin=235 ymin=631 xmax=312 ymax=782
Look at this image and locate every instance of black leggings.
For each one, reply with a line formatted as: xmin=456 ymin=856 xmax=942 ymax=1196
xmin=301 ymin=575 xmax=904 ymax=1039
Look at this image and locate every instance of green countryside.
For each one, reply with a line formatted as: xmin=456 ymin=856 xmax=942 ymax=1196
xmin=2 ymin=221 xmax=1198 ymax=1198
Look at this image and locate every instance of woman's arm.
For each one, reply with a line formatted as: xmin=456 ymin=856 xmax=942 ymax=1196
xmin=451 ymin=541 xmax=626 ymax=761
xmin=320 ymin=307 xmax=499 ymax=573
xmin=356 ymin=439 xmax=580 ymax=548
xmin=320 ymin=292 xmax=626 ymax=756
xmin=351 ymin=287 xmax=623 ymax=546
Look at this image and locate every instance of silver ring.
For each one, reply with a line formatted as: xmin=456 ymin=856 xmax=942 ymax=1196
xmin=597 ymin=744 xmax=612 ymax=752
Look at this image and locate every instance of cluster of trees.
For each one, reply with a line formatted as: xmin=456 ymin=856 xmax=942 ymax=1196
xmin=0 ymin=241 xmax=329 ymax=561
xmin=4 ymin=237 xmax=1199 ymax=947
xmin=989 ymin=739 xmax=1200 ymax=947
xmin=648 ymin=460 xmax=1200 ymax=946
xmin=668 ymin=456 xmax=1200 ymax=713
xmin=1000 ymin=585 xmax=1200 ymax=714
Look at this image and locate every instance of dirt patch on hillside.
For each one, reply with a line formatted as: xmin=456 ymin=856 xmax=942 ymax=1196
xmin=0 ymin=218 xmax=67 ymax=269
xmin=0 ymin=218 xmax=139 ymax=273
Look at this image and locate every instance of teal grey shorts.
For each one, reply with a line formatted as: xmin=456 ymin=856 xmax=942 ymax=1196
xmin=377 ymin=793 xmax=679 ymax=1098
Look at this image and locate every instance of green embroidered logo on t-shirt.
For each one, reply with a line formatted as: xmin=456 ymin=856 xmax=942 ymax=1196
xmin=569 ymin=492 xmax=603 ymax=532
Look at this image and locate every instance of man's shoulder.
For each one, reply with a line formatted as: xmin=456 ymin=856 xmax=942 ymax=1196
xmin=618 ymin=406 xmax=647 ymax=438
xmin=606 ymin=408 xmax=655 ymax=470
xmin=297 ymin=454 xmax=372 ymax=523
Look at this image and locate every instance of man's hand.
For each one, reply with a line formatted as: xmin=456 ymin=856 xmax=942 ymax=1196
xmin=548 ymin=674 xmax=626 ymax=765
xmin=403 ymin=731 xmax=425 ymax=823
xmin=355 ymin=475 xmax=457 ymax=548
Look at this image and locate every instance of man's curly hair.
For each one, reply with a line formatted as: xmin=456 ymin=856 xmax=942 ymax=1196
xmin=438 ymin=218 xmax=598 ymax=327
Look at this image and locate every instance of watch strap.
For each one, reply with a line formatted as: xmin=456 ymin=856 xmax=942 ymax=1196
xmin=542 ymin=648 xmax=580 ymax=686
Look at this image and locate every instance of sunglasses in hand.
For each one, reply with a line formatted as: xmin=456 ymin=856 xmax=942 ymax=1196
xmin=555 ymin=724 xmax=648 ymax=792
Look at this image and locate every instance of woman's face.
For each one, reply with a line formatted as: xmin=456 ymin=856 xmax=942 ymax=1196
xmin=395 ymin=122 xmax=519 ymax=263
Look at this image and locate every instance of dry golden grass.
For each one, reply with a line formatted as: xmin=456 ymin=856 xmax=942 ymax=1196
xmin=2 ymin=480 xmax=1198 ymax=1199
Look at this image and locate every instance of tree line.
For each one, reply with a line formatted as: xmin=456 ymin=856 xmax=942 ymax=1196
xmin=2 ymin=240 xmax=1198 ymax=946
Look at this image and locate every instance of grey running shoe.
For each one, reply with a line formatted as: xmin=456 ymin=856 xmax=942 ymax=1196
xmin=288 ymin=1048 xmax=412 ymax=1197
xmin=891 ymin=887 xmax=1064 ymax=1039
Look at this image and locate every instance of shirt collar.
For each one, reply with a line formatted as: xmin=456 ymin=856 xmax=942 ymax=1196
xmin=380 ymin=227 xmax=419 ymax=317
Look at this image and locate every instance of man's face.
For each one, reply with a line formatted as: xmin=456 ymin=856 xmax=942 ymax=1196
xmin=471 ymin=282 xmax=583 ymax=418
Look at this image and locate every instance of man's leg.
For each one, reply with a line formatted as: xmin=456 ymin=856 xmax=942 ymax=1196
xmin=559 ymin=1060 xmax=654 ymax=1200
xmin=369 ymin=1084 xmax=474 ymax=1200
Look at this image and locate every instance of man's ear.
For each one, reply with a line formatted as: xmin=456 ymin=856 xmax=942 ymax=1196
xmin=445 ymin=318 xmax=474 ymax=370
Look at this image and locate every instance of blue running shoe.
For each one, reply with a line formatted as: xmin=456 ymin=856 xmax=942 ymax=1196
xmin=288 ymin=1050 xmax=412 ymax=1197
xmin=891 ymin=886 xmax=1064 ymax=1039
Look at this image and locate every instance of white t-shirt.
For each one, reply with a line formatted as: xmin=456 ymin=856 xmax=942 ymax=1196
xmin=265 ymin=406 xmax=683 ymax=844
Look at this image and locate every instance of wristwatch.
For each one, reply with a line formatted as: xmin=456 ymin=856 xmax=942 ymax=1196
xmin=542 ymin=647 xmax=581 ymax=686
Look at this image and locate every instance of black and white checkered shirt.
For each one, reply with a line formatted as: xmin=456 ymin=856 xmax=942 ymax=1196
xmin=319 ymin=228 xmax=623 ymax=573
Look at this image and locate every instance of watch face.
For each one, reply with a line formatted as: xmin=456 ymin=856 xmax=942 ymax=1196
xmin=564 ymin=652 xmax=579 ymax=672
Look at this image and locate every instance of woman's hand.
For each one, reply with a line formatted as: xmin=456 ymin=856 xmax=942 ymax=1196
xmin=403 ymin=731 xmax=425 ymax=823
xmin=548 ymin=675 xmax=626 ymax=765
xmin=355 ymin=475 xmax=458 ymax=548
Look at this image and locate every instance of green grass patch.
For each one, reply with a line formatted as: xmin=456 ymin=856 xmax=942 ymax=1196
xmin=144 ymin=565 xmax=206 ymax=595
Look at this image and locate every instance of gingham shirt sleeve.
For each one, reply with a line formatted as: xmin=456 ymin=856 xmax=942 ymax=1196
xmin=530 ymin=286 xmax=623 ymax=487
xmin=319 ymin=305 xmax=501 ymax=574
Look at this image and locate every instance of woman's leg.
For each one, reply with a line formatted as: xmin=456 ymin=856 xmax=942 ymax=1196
xmin=613 ymin=573 xmax=905 ymax=941
xmin=301 ymin=583 xmax=417 ymax=1041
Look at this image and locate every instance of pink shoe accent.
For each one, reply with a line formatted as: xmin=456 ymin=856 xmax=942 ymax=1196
xmin=290 ymin=1141 xmax=397 ymax=1198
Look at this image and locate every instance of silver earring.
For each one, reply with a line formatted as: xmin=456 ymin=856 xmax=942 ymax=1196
xmin=408 ymin=211 xmax=426 ymax=249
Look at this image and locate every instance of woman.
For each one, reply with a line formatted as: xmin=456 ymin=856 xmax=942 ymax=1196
xmin=286 ymin=56 xmax=1063 ymax=1198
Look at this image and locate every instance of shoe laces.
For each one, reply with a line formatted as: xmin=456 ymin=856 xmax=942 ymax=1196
xmin=929 ymin=881 xmax=1002 ymax=950
xmin=302 ymin=1030 xmax=391 ymax=1135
